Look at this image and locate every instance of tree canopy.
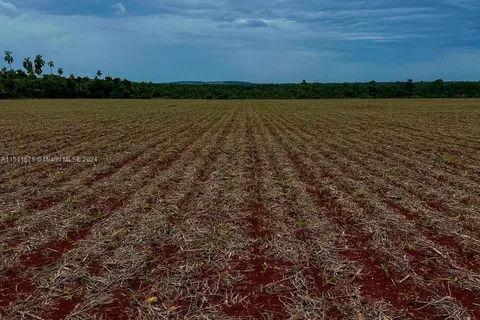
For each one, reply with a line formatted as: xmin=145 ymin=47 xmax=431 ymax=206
xmin=1 ymin=50 xmax=479 ymax=99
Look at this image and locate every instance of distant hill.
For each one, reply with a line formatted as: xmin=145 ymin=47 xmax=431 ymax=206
xmin=168 ymin=81 xmax=254 ymax=85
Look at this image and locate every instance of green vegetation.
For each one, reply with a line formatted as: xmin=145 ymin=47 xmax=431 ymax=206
xmin=127 ymin=288 xmax=138 ymax=305
xmin=1 ymin=50 xmax=480 ymax=99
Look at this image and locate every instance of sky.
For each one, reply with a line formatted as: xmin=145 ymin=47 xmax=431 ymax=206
xmin=0 ymin=0 xmax=479 ymax=83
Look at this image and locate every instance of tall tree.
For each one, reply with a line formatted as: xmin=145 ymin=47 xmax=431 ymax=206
xmin=96 ymin=70 xmax=102 ymax=79
xmin=47 ymin=61 xmax=55 ymax=74
xmin=58 ymin=67 xmax=64 ymax=76
xmin=4 ymin=51 xmax=14 ymax=70
xmin=34 ymin=54 xmax=46 ymax=76
xmin=16 ymin=69 xmax=27 ymax=78
xmin=406 ymin=79 xmax=414 ymax=97
xmin=369 ymin=80 xmax=377 ymax=98
xmin=23 ymin=57 xmax=34 ymax=76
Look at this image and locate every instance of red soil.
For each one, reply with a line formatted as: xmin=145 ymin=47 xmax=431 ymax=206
xmin=84 ymin=168 xmax=117 ymax=187
xmin=425 ymin=199 xmax=446 ymax=212
xmin=20 ymin=227 xmax=90 ymax=268
xmin=86 ymin=195 xmax=126 ymax=214
xmin=0 ymin=270 xmax=36 ymax=307
xmin=3 ymin=194 xmax=128 ymax=309
xmin=0 ymin=221 xmax=14 ymax=233
xmin=86 ymin=259 xmax=103 ymax=276
xmin=342 ymin=222 xmax=480 ymax=318
xmin=304 ymin=265 xmax=334 ymax=294
xmin=386 ymin=200 xmax=479 ymax=268
xmin=84 ymin=152 xmax=142 ymax=187
xmin=1 ymin=221 xmax=94 ymax=312
xmin=153 ymin=152 xmax=182 ymax=172
xmin=38 ymin=295 xmax=81 ymax=320
xmin=221 ymin=252 xmax=294 ymax=319
xmin=92 ymin=244 xmax=181 ymax=320
xmin=198 ymin=120 xmax=235 ymax=182
xmin=449 ymin=287 xmax=480 ymax=318
xmin=245 ymin=203 xmax=271 ymax=239
xmin=405 ymin=245 xmax=480 ymax=318
xmin=340 ymin=236 xmax=436 ymax=318
xmin=150 ymin=244 xmax=181 ymax=264
xmin=384 ymin=200 xmax=417 ymax=220
xmin=27 ymin=195 xmax=55 ymax=211
xmin=424 ymin=233 xmax=478 ymax=266
xmin=94 ymin=285 xmax=140 ymax=320
xmin=244 ymin=120 xmax=271 ymax=240
xmin=282 ymin=145 xmax=480 ymax=318
xmin=294 ymin=228 xmax=315 ymax=242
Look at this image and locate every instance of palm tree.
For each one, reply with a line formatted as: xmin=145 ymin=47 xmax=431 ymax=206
xmin=58 ymin=67 xmax=64 ymax=76
xmin=47 ymin=61 xmax=55 ymax=74
xmin=4 ymin=51 xmax=14 ymax=70
xmin=96 ymin=70 xmax=102 ymax=79
xmin=34 ymin=54 xmax=45 ymax=76
xmin=23 ymin=57 xmax=34 ymax=76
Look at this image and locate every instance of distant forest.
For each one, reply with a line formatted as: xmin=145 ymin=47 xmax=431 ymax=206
xmin=1 ymin=51 xmax=480 ymax=99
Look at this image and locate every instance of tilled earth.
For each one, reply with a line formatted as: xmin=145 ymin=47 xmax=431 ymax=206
xmin=0 ymin=99 xmax=479 ymax=320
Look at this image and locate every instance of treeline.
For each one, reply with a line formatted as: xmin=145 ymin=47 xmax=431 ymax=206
xmin=2 ymin=51 xmax=480 ymax=99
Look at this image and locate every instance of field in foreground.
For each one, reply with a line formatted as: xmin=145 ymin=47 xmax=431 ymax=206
xmin=0 ymin=99 xmax=479 ymax=320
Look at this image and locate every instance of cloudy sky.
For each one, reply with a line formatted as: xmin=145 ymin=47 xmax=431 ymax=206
xmin=0 ymin=0 xmax=479 ymax=83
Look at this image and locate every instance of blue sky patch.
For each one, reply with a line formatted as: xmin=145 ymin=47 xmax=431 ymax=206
xmin=1 ymin=0 xmax=479 ymax=82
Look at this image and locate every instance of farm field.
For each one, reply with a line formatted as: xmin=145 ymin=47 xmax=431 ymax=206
xmin=0 ymin=99 xmax=479 ymax=320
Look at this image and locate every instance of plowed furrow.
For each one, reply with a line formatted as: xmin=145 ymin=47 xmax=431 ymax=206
xmin=261 ymin=110 xmax=479 ymax=318
xmin=273 ymin=112 xmax=480 ymax=242
xmin=0 ymin=109 xmax=227 ymax=260
xmin=0 ymin=109 xmax=220 ymax=233
xmin=1 ymin=100 xmax=479 ymax=320
xmin=1 ymin=107 xmax=233 ymax=313
xmin=0 ymin=111 xmax=184 ymax=185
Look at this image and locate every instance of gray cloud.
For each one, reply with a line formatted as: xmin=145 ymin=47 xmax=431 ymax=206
xmin=236 ymin=19 xmax=270 ymax=28
xmin=0 ymin=0 xmax=479 ymax=82
xmin=112 ymin=2 xmax=127 ymax=16
xmin=0 ymin=0 xmax=17 ymax=14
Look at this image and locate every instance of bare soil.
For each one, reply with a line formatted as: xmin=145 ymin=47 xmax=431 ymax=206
xmin=0 ymin=99 xmax=479 ymax=320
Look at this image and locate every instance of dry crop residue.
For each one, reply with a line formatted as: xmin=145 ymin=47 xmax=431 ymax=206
xmin=0 ymin=99 xmax=479 ymax=319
